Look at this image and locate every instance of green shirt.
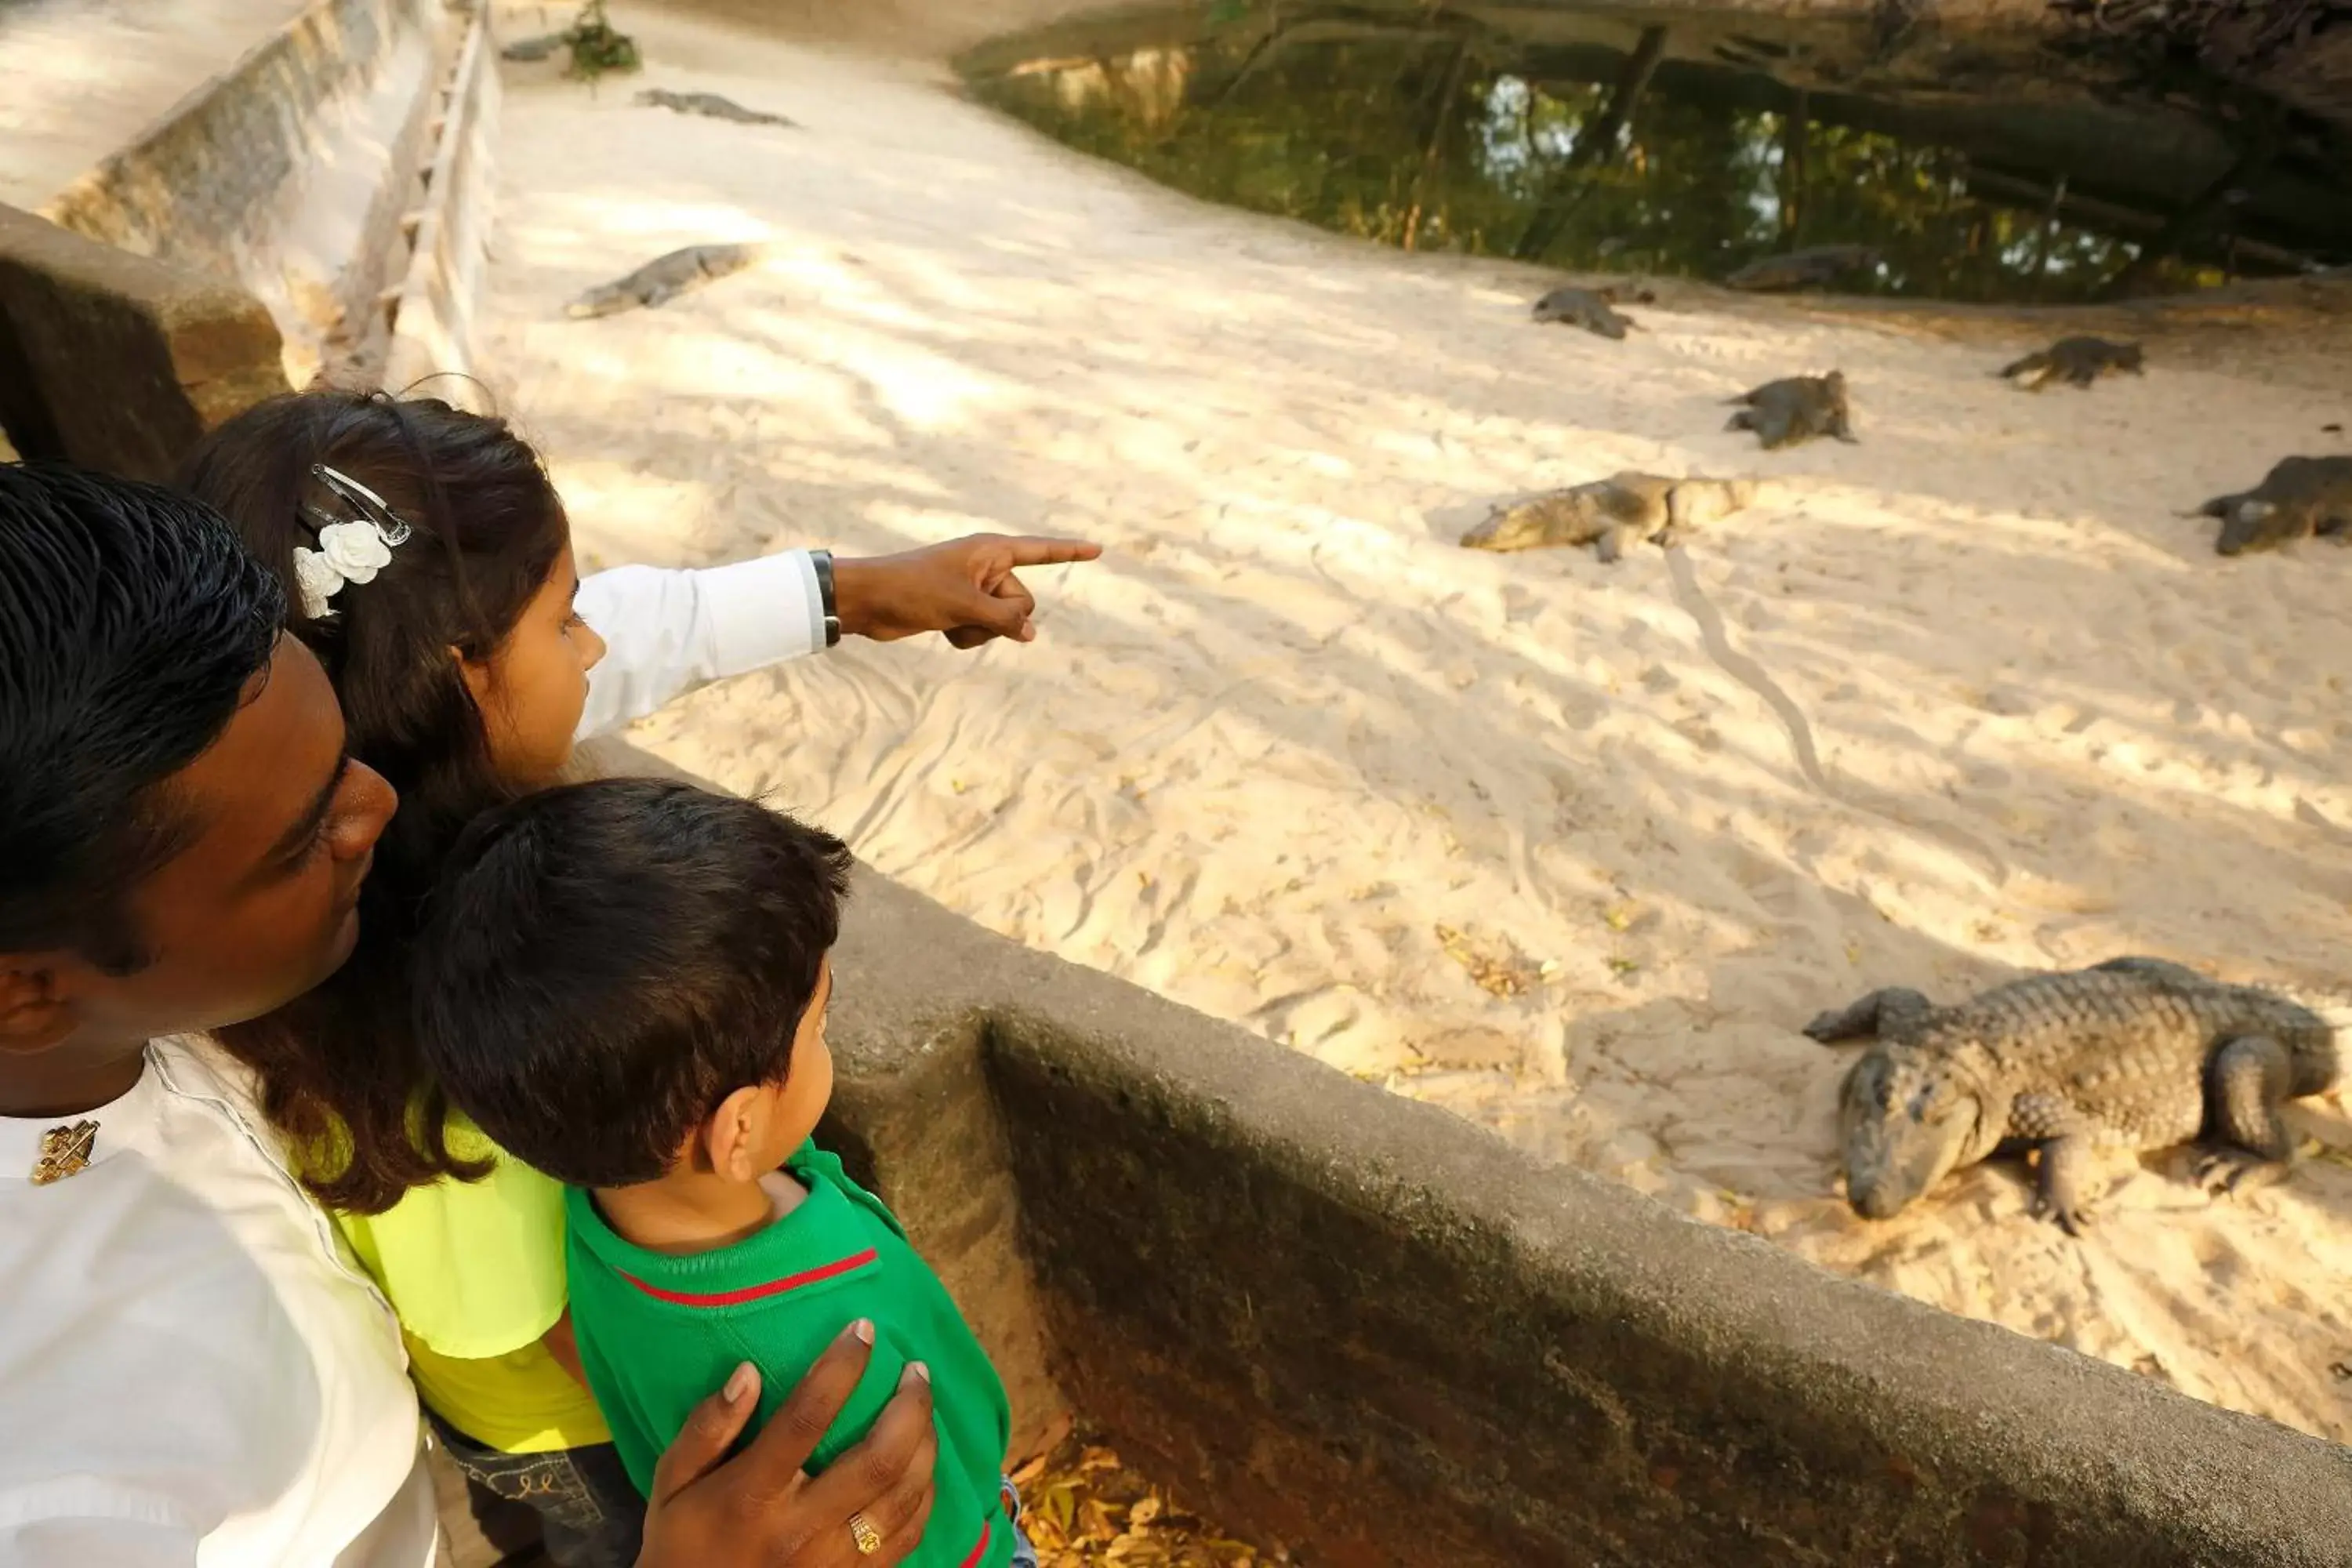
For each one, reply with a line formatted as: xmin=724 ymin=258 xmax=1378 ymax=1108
xmin=566 ymin=1141 xmax=1013 ymax=1568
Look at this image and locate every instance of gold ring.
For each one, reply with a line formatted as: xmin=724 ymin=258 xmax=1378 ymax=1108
xmin=848 ymin=1512 xmax=884 ymax=1556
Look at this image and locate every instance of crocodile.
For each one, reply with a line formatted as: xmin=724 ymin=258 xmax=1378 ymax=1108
xmin=1726 ymin=372 xmax=1856 ymax=449
xmin=1461 ymin=474 xmax=1762 ymax=561
xmin=636 ymin=89 xmax=798 ymax=128
xmin=499 ymin=31 xmax=566 ymax=61
xmin=1998 ymin=336 xmax=2144 ymax=391
xmin=2196 ymin=455 xmax=2352 ymax=556
xmin=1724 ymin=244 xmax=1881 ymax=292
xmin=1806 ymin=956 xmax=2346 ymax=1234
xmin=566 ymin=242 xmax=768 ymax=320
xmin=1530 ymin=286 xmax=1636 ymax=339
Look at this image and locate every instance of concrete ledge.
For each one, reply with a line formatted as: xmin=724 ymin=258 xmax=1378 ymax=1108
xmin=41 ymin=0 xmax=454 ymax=387
xmin=0 ymin=202 xmax=289 ymax=481
xmin=581 ymin=739 xmax=2352 ymax=1565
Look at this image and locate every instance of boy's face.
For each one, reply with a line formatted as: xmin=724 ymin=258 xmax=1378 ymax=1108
xmin=749 ymin=956 xmax=836 ymax=1172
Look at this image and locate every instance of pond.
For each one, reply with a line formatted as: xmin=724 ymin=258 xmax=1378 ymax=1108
xmin=959 ymin=1 xmax=2352 ymax=305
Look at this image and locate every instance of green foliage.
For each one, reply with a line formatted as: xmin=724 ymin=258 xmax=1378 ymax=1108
xmin=966 ymin=31 xmax=2259 ymax=304
xmin=564 ymin=0 xmax=641 ymax=82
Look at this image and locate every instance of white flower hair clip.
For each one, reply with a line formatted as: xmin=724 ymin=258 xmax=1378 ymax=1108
xmin=293 ymin=464 xmax=412 ymax=620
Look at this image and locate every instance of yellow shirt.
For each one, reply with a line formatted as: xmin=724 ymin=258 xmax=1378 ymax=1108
xmin=333 ymin=1123 xmax=609 ymax=1454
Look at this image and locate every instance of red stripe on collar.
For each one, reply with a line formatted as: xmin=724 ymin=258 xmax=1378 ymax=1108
xmin=959 ymin=1517 xmax=992 ymax=1568
xmin=619 ymin=1247 xmax=879 ymax=1308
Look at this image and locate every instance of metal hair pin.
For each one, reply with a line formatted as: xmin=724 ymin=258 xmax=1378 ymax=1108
xmin=291 ymin=464 xmax=413 ymax=619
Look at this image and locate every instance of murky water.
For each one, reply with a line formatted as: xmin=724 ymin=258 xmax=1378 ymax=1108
xmin=961 ymin=2 xmax=2352 ymax=304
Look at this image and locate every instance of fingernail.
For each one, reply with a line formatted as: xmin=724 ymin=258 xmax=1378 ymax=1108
xmin=724 ymin=1363 xmax=757 ymax=1405
xmin=906 ymin=1361 xmax=932 ymax=1386
xmin=852 ymin=1318 xmax=876 ymax=1345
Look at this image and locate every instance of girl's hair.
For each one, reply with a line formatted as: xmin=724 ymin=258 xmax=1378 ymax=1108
xmin=176 ymin=390 xmax=571 ymax=1213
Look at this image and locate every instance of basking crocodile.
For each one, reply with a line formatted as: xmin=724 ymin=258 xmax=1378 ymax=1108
xmin=566 ymin=242 xmax=768 ymax=320
xmin=1724 ymin=244 xmax=1881 ymax=292
xmin=1530 ymin=286 xmax=1636 ymax=339
xmin=637 ymin=89 xmax=798 ymax=128
xmin=1998 ymin=336 xmax=2144 ymax=391
xmin=1806 ymin=957 xmax=2346 ymax=1234
xmin=1461 ymin=474 xmax=1761 ymax=561
xmin=1726 ymin=372 xmax=1856 ymax=449
xmin=500 ymin=31 xmax=565 ymax=61
xmin=2197 ymin=455 xmax=2352 ymax=556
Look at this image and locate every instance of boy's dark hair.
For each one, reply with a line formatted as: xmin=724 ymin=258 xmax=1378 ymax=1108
xmin=180 ymin=389 xmax=570 ymax=1210
xmin=412 ymin=779 xmax=855 ymax=1188
xmin=0 ymin=463 xmax=284 ymax=971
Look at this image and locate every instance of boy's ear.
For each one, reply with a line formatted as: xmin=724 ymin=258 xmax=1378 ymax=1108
xmin=702 ymin=1085 xmax=772 ymax=1183
xmin=0 ymin=963 xmax=77 ymax=1057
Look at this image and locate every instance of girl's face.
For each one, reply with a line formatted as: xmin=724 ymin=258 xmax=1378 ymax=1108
xmin=458 ymin=543 xmax=608 ymax=787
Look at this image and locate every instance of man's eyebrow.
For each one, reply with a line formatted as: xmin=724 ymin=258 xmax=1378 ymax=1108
xmin=266 ymin=750 xmax=352 ymax=866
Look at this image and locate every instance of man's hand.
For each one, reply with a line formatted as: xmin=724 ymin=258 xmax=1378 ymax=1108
xmin=638 ymin=1321 xmax=938 ymax=1567
xmin=830 ymin=535 xmax=1101 ymax=649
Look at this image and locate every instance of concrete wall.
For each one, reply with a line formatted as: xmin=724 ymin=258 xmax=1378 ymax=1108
xmin=0 ymin=201 xmax=289 ymax=481
xmin=40 ymin=0 xmax=457 ymax=387
xmin=583 ymin=741 xmax=2352 ymax=1566
xmin=383 ymin=2 xmax=501 ymax=406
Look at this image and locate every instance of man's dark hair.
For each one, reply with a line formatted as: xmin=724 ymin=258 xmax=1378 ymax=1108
xmin=412 ymin=779 xmax=854 ymax=1187
xmin=0 ymin=463 xmax=285 ymax=971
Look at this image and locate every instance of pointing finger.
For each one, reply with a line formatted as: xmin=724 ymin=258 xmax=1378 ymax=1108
xmin=992 ymin=537 xmax=1102 ymax=568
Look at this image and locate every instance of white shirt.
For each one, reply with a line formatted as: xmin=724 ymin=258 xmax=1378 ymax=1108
xmin=574 ymin=550 xmax=826 ymax=739
xmin=0 ymin=1043 xmax=437 ymax=1568
xmin=0 ymin=555 xmax=823 ymax=1566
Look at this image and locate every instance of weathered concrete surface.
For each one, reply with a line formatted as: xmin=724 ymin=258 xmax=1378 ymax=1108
xmin=0 ymin=201 xmax=289 ymax=481
xmin=581 ymin=740 xmax=2352 ymax=1566
xmin=40 ymin=0 xmax=453 ymax=387
xmin=0 ymin=0 xmax=315 ymax=213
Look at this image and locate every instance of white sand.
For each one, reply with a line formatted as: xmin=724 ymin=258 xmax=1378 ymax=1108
xmin=477 ymin=5 xmax=2352 ymax=1441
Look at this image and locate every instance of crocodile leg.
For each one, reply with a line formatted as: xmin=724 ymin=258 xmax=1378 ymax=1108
xmin=2196 ymin=1033 xmax=2297 ymax=1196
xmin=1803 ymin=987 xmax=1933 ymax=1044
xmin=2027 ymin=1130 xmax=2101 ymax=1236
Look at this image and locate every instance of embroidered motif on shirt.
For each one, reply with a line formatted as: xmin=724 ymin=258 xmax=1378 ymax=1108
xmin=31 ymin=1120 xmax=98 ymax=1185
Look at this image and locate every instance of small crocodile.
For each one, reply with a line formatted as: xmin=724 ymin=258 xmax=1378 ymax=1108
xmin=2197 ymin=455 xmax=2352 ymax=556
xmin=637 ymin=89 xmax=798 ymax=128
xmin=1461 ymin=474 xmax=1762 ymax=561
xmin=1807 ymin=957 xmax=2346 ymax=1234
xmin=1530 ymin=285 xmax=1650 ymax=339
xmin=566 ymin=242 xmax=768 ymax=320
xmin=1724 ymin=245 xmax=1881 ymax=292
xmin=499 ymin=31 xmax=566 ymax=61
xmin=1998 ymin=336 xmax=2143 ymax=391
xmin=1726 ymin=372 xmax=1856 ymax=449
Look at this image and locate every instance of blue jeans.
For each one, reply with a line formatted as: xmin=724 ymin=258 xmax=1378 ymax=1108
xmin=1004 ymin=1478 xmax=1039 ymax=1568
xmin=428 ymin=1410 xmax=645 ymax=1568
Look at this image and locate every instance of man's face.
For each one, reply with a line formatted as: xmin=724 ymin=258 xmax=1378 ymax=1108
xmin=13 ymin=636 xmax=397 ymax=1052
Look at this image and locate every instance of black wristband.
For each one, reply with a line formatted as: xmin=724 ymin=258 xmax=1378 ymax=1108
xmin=810 ymin=548 xmax=842 ymax=647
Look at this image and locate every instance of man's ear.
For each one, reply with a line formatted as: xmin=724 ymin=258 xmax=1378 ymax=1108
xmin=0 ymin=964 xmax=77 ymax=1057
xmin=702 ymin=1086 xmax=772 ymax=1184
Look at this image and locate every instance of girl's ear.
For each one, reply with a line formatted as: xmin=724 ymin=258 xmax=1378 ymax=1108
xmin=702 ymin=1085 xmax=773 ymax=1183
xmin=451 ymin=643 xmax=497 ymax=708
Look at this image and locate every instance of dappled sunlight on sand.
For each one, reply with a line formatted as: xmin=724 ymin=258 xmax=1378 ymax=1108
xmin=481 ymin=6 xmax=2352 ymax=1442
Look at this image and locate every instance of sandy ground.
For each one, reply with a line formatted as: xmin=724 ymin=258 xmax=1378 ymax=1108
xmin=476 ymin=5 xmax=2352 ymax=1442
